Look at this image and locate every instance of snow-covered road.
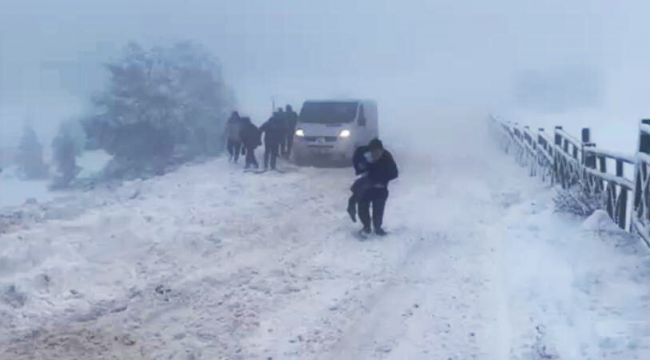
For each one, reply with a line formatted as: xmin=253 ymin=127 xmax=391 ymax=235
xmin=1 ymin=134 xmax=650 ymax=359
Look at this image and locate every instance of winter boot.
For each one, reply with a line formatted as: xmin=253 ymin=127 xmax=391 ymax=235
xmin=375 ymin=228 xmax=387 ymax=236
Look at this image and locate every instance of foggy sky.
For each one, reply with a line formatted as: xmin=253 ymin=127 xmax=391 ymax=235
xmin=2 ymin=0 xmax=650 ymax=148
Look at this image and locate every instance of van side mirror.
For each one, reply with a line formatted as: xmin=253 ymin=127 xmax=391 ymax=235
xmin=358 ymin=107 xmax=367 ymax=127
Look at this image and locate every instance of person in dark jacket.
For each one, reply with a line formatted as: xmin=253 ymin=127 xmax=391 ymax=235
xmin=259 ymin=110 xmax=285 ymax=170
xmin=240 ymin=117 xmax=261 ymax=169
xmin=347 ymin=145 xmax=374 ymax=222
xmin=283 ymin=105 xmax=299 ymax=157
xmin=357 ymin=138 xmax=398 ymax=236
xmin=225 ymin=111 xmax=243 ymax=163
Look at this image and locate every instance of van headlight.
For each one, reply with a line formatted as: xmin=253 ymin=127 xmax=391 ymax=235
xmin=295 ymin=129 xmax=305 ymax=137
xmin=339 ymin=129 xmax=351 ymax=138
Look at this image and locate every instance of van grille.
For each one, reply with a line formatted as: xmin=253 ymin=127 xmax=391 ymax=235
xmin=304 ymin=136 xmax=338 ymax=142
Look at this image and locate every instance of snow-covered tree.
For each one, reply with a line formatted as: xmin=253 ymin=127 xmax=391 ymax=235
xmin=51 ymin=122 xmax=82 ymax=189
xmin=84 ymin=42 xmax=234 ymax=178
xmin=57 ymin=119 xmax=86 ymax=155
xmin=16 ymin=125 xmax=48 ymax=179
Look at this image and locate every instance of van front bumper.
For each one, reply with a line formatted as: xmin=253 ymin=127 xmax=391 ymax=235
xmin=293 ymin=136 xmax=355 ymax=160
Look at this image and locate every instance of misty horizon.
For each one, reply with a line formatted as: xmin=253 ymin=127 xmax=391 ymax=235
xmin=3 ymin=0 xmax=650 ymax=149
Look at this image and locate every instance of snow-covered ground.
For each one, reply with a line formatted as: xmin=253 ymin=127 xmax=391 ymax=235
xmin=0 ymin=168 xmax=56 ymax=208
xmin=0 ymin=150 xmax=111 ymax=208
xmin=1 ymin=128 xmax=649 ymax=359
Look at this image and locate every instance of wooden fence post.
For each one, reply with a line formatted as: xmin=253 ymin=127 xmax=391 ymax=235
xmin=616 ymin=160 xmax=624 ymax=177
xmin=617 ymin=157 xmax=628 ymax=229
xmin=581 ymin=128 xmax=591 ymax=165
xmin=640 ymin=119 xmax=650 ymax=154
xmin=634 ymin=119 xmax=650 ymax=227
xmin=581 ymin=128 xmax=591 ymax=143
xmin=583 ymin=127 xmax=596 ymax=169
xmin=554 ymin=126 xmax=562 ymax=146
xmin=554 ymin=126 xmax=562 ymax=185
xmin=599 ymin=156 xmax=607 ymax=173
xmin=583 ymin=145 xmax=596 ymax=168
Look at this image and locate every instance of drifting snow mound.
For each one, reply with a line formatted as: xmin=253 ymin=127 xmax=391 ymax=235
xmin=582 ymin=210 xmax=621 ymax=233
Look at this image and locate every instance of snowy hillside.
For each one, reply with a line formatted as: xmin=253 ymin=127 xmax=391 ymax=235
xmin=0 ymin=167 xmax=55 ymax=208
xmin=0 ymin=150 xmax=111 ymax=208
xmin=1 ymin=140 xmax=649 ymax=359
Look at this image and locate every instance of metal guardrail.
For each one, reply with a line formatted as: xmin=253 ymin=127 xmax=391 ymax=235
xmin=490 ymin=116 xmax=650 ymax=247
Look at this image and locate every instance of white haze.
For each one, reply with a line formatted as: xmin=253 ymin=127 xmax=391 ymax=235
xmin=4 ymin=3 xmax=650 ymax=358
xmin=2 ymin=0 xmax=650 ymax=152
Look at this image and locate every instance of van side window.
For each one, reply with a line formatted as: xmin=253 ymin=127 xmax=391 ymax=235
xmin=358 ymin=106 xmax=367 ymax=127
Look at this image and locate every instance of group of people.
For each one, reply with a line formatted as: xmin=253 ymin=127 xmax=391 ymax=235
xmin=224 ymin=105 xmax=299 ymax=171
xmin=224 ymin=106 xmax=399 ymax=236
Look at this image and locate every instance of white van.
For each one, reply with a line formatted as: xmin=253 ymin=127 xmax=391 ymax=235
xmin=293 ymin=100 xmax=379 ymax=165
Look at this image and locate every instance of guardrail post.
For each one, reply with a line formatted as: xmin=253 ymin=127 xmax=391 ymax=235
xmin=640 ymin=119 xmax=650 ymax=154
xmin=634 ymin=119 xmax=650 ymax=230
xmin=554 ymin=126 xmax=562 ymax=146
xmin=598 ymin=155 xmax=607 ymax=173
xmin=581 ymin=128 xmax=591 ymax=166
xmin=616 ymin=160 xmax=624 ymax=177
xmin=583 ymin=144 xmax=596 ymax=169
xmin=617 ymin=157 xmax=628 ymax=229
xmin=554 ymin=126 xmax=562 ymax=186
xmin=581 ymin=128 xmax=591 ymax=143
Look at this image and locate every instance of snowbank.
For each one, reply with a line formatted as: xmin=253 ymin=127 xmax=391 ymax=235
xmin=582 ymin=209 xmax=622 ymax=233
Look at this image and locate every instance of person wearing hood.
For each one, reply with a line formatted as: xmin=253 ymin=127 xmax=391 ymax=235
xmin=259 ymin=109 xmax=285 ymax=170
xmin=283 ymin=104 xmax=299 ymax=157
xmin=225 ymin=111 xmax=243 ymax=163
xmin=240 ymin=117 xmax=261 ymax=169
xmin=354 ymin=139 xmax=399 ymax=236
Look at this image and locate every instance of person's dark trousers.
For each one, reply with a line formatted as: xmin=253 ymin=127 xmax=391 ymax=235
xmin=280 ymin=138 xmax=286 ymax=157
xmin=231 ymin=141 xmax=242 ymax=163
xmin=227 ymin=139 xmax=236 ymax=161
xmin=245 ymin=146 xmax=259 ymax=169
xmin=264 ymin=142 xmax=279 ymax=169
xmin=286 ymin=134 xmax=294 ymax=157
xmin=281 ymin=137 xmax=290 ymax=157
xmin=358 ymin=187 xmax=389 ymax=231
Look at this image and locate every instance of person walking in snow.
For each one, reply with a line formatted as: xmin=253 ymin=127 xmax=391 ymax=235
xmin=260 ymin=109 xmax=285 ymax=171
xmin=356 ymin=139 xmax=398 ymax=236
xmin=283 ymin=104 xmax=299 ymax=158
xmin=225 ymin=111 xmax=243 ymax=163
xmin=240 ymin=117 xmax=261 ymax=169
xmin=273 ymin=107 xmax=288 ymax=159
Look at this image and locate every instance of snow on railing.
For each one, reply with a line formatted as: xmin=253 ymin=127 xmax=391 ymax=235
xmin=489 ymin=115 xmax=650 ymax=247
xmin=583 ymin=147 xmax=635 ymax=165
xmin=640 ymin=123 xmax=650 ymax=136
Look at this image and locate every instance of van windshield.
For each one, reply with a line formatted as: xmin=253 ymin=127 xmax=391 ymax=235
xmin=299 ymin=102 xmax=358 ymax=124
